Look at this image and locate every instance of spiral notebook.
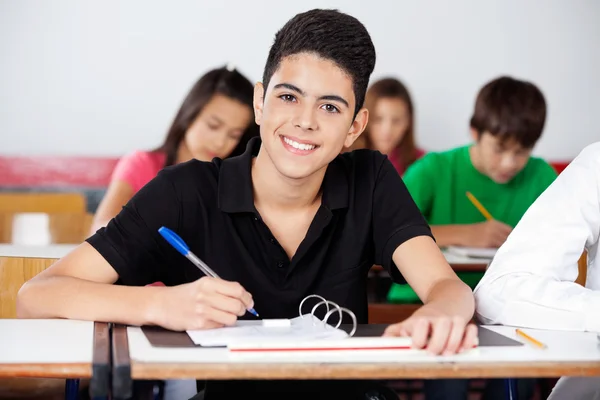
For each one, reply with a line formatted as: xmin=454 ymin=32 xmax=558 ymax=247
xmin=186 ymin=294 xmax=414 ymax=352
xmin=140 ymin=293 xmax=519 ymax=352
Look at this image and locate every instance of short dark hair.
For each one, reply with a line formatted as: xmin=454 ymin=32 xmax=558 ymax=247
xmin=470 ymin=76 xmax=547 ymax=148
xmin=155 ymin=66 xmax=258 ymax=166
xmin=262 ymin=9 xmax=376 ymax=117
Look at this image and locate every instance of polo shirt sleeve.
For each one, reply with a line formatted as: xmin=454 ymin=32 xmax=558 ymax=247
xmin=372 ymin=156 xmax=434 ymax=283
xmin=86 ymin=169 xmax=181 ymax=286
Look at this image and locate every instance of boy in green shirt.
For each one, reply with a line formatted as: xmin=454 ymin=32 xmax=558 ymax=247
xmin=389 ymin=75 xmax=556 ymax=303
xmin=390 ymin=76 xmax=556 ymax=400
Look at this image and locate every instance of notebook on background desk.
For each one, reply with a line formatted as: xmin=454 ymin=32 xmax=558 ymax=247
xmin=445 ymin=246 xmax=498 ymax=260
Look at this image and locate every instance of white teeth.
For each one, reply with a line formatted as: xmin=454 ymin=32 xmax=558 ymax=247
xmin=283 ymin=136 xmax=316 ymax=151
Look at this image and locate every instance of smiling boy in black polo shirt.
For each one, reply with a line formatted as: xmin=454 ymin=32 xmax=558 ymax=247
xmin=18 ymin=8 xmax=476 ymax=399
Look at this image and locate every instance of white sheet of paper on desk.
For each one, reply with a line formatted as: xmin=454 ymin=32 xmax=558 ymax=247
xmin=187 ymin=315 xmax=348 ymax=347
xmin=446 ymin=246 xmax=498 ymax=259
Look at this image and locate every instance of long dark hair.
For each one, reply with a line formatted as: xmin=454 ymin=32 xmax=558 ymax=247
xmin=154 ymin=66 xmax=258 ymax=167
xmin=362 ymin=78 xmax=419 ymax=168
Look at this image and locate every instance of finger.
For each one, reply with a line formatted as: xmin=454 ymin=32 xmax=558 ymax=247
xmin=460 ymin=324 xmax=479 ymax=352
xmin=196 ymin=303 xmax=239 ymax=326
xmin=202 ymin=292 xmax=248 ymax=317
xmin=443 ymin=317 xmax=467 ymax=355
xmin=426 ymin=318 xmax=452 ymax=355
xmin=187 ymin=318 xmax=224 ymax=331
xmin=498 ymin=228 xmax=512 ymax=240
xmin=411 ymin=318 xmax=431 ymax=349
xmin=492 ymin=235 xmax=505 ymax=247
xmin=494 ymin=220 xmax=513 ymax=235
xmin=492 ymin=230 xmax=508 ymax=246
xmin=383 ymin=322 xmax=410 ymax=337
xmin=200 ymin=277 xmax=254 ymax=309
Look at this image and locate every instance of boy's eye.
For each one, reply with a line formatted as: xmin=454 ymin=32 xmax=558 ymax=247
xmin=279 ymin=94 xmax=296 ymax=102
xmin=321 ymin=104 xmax=339 ymax=113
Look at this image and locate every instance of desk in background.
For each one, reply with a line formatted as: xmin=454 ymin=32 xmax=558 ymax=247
xmin=367 ymin=250 xmax=490 ymax=323
xmin=0 ymin=245 xmax=77 ymax=319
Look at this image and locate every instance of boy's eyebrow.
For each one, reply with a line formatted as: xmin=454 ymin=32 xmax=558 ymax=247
xmin=273 ymin=83 xmax=350 ymax=109
xmin=319 ymin=95 xmax=349 ymax=108
xmin=274 ymin=83 xmax=305 ymax=96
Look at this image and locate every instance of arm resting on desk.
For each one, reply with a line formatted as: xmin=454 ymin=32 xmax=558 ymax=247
xmin=393 ymin=236 xmax=474 ymax=322
xmin=383 ymin=236 xmax=477 ymax=355
xmin=16 ymin=242 xmax=162 ymax=326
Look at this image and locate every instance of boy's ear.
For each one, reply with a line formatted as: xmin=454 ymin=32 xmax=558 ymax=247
xmin=470 ymin=127 xmax=482 ymax=142
xmin=344 ymin=108 xmax=369 ymax=149
xmin=253 ymin=82 xmax=265 ymax=125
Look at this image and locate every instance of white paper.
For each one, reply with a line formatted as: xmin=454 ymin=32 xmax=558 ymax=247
xmin=446 ymin=246 xmax=498 ymax=259
xmin=187 ymin=315 xmax=348 ymax=347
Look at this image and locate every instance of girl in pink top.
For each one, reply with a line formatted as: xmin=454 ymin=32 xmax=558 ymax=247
xmin=92 ymin=65 xmax=258 ymax=400
xmin=92 ymin=66 xmax=258 ymax=232
xmin=350 ymin=77 xmax=424 ymax=175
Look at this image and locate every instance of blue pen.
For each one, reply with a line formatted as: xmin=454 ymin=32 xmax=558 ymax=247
xmin=158 ymin=226 xmax=259 ymax=317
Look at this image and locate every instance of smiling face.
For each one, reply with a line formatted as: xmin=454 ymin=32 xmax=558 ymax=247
xmin=253 ymin=53 xmax=368 ymax=180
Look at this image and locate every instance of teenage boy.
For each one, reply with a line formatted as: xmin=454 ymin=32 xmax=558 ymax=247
xmin=17 ymin=9 xmax=476 ymax=400
xmin=388 ymin=76 xmax=556 ymax=400
xmin=389 ymin=76 xmax=556 ymax=302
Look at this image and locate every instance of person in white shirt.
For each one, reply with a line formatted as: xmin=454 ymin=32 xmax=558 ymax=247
xmin=474 ymin=141 xmax=600 ymax=399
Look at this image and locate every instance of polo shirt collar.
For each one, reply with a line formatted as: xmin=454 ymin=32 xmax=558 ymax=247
xmin=218 ymin=137 xmax=349 ymax=213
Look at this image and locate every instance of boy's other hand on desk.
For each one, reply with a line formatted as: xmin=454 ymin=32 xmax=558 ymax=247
xmin=466 ymin=220 xmax=512 ymax=248
xmin=383 ymin=307 xmax=478 ymax=356
xmin=150 ymin=277 xmax=254 ymax=331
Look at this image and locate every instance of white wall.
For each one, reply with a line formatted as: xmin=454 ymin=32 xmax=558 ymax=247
xmin=1 ymin=0 xmax=598 ymax=159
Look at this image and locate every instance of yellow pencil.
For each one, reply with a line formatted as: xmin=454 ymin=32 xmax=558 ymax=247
xmin=515 ymin=329 xmax=547 ymax=349
xmin=466 ymin=191 xmax=494 ymax=221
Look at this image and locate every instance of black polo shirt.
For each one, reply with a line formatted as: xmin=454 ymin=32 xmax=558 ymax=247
xmin=88 ymin=137 xmax=431 ymax=322
xmin=87 ymin=137 xmax=432 ymax=397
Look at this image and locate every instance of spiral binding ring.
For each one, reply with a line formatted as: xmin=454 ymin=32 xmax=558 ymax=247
xmin=298 ymin=294 xmax=357 ymax=335
xmin=299 ymin=294 xmax=329 ymax=319
xmin=324 ymin=306 xmax=357 ymax=336
xmin=311 ymin=300 xmax=342 ymax=327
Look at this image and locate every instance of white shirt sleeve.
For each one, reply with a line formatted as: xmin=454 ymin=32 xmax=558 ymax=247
xmin=474 ymin=142 xmax=600 ymax=332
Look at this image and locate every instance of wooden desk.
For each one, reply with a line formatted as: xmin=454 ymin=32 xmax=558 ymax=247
xmin=0 ymin=212 xmax=92 ymax=245
xmin=0 ymin=244 xmax=78 ymax=259
xmin=113 ymin=325 xmax=600 ymax=386
xmin=0 ymin=320 xmax=110 ymax=397
xmin=0 ymin=248 xmax=106 ymax=399
xmin=0 ymin=245 xmax=77 ymax=319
